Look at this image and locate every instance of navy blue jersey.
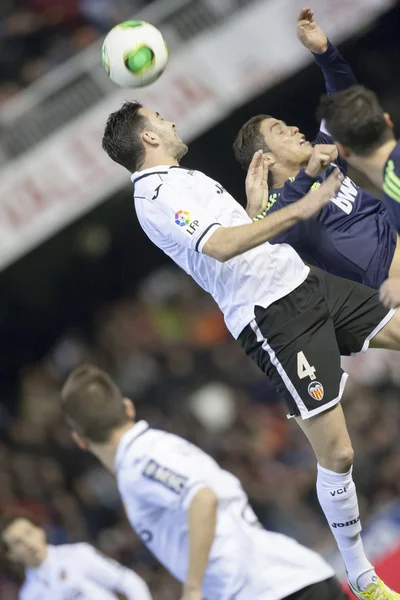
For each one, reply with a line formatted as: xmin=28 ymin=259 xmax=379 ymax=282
xmin=255 ymin=43 xmax=396 ymax=289
xmin=383 ymin=140 xmax=400 ymax=233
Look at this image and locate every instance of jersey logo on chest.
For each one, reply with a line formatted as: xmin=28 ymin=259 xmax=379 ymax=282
xmin=311 ymin=176 xmax=358 ymax=215
xmin=330 ymin=176 xmax=358 ymax=215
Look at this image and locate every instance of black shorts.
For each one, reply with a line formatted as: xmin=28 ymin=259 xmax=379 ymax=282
xmin=239 ymin=267 xmax=395 ymax=419
xmin=285 ymin=577 xmax=350 ymax=600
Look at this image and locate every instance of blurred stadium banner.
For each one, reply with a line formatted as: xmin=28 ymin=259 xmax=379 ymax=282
xmin=0 ymin=0 xmax=392 ymax=271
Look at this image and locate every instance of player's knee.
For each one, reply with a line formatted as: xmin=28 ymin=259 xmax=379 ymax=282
xmin=320 ymin=443 xmax=354 ymax=473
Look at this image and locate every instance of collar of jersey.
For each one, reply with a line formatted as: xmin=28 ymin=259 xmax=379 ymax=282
xmin=27 ymin=544 xmax=55 ymax=578
xmin=131 ymin=165 xmax=180 ymax=183
xmin=115 ymin=420 xmax=150 ymax=470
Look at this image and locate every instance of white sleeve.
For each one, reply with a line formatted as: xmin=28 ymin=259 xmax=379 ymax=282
xmin=142 ymin=182 xmax=222 ymax=253
xmin=76 ymin=543 xmax=152 ymax=600
xmin=19 ymin=583 xmax=34 ymax=600
xmin=127 ymin=437 xmax=216 ymax=512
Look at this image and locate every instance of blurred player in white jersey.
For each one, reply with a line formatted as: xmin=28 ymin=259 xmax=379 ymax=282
xmin=0 ymin=512 xmax=152 ymax=600
xmin=60 ymin=363 xmax=350 ymax=600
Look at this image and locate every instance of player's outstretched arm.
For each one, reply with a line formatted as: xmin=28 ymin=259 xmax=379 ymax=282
xmin=181 ymin=488 xmax=218 ymax=600
xmin=296 ymin=7 xmax=328 ymax=54
xmin=297 ymin=7 xmax=357 ymax=95
xmin=203 ymin=152 xmax=343 ymax=262
xmin=76 ymin=543 xmax=153 ymax=600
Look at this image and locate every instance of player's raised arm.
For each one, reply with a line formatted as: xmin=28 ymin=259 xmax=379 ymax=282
xmin=297 ymin=7 xmax=357 ymax=95
xmin=203 ymin=153 xmax=343 ymax=262
xmin=181 ymin=488 xmax=218 ymax=600
xmin=245 ymin=151 xmax=270 ymax=219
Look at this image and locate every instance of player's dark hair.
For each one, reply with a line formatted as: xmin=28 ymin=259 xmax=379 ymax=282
xmin=61 ymin=364 xmax=131 ymax=442
xmin=102 ymin=101 xmax=149 ymax=172
xmin=317 ymin=86 xmax=394 ymax=156
xmin=233 ymin=115 xmax=275 ymax=188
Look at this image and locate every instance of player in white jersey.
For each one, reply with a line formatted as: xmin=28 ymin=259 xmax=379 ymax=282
xmin=0 ymin=512 xmax=152 ymax=600
xmin=60 ymin=364 xmax=350 ymax=600
xmin=100 ymin=97 xmax=400 ymax=599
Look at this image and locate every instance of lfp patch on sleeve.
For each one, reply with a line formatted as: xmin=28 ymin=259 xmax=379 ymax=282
xmin=143 ymin=459 xmax=188 ymax=494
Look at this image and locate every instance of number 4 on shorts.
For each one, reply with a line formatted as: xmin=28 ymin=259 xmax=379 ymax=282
xmin=297 ymin=351 xmax=316 ymax=381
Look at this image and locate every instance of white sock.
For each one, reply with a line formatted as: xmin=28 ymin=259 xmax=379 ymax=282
xmin=316 ymin=463 xmax=375 ymax=587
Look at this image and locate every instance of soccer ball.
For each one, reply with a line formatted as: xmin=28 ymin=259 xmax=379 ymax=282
xmin=101 ymin=20 xmax=168 ymax=88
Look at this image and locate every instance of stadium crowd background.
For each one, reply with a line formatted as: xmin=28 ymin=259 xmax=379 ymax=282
xmin=1 ymin=1 xmax=400 ymax=599
xmin=0 ymin=0 xmax=155 ymax=104
xmin=2 ymin=266 xmax=400 ymax=599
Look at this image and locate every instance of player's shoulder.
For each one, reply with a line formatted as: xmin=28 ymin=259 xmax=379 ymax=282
xmin=53 ymin=542 xmax=92 ymax=560
xmin=132 ymin=427 xmax=192 ymax=468
xmin=168 ymin=167 xmax=226 ymax=195
xmin=134 ymin=167 xmax=193 ymax=204
xmin=121 ymin=428 xmax=196 ymax=477
xmin=383 ymin=141 xmax=400 ymax=201
xmin=386 ymin=140 xmax=400 ymax=172
xmin=116 ymin=427 xmax=163 ymax=478
xmin=148 ymin=427 xmax=195 ymax=457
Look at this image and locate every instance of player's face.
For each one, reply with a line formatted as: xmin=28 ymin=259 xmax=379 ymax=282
xmin=140 ymin=108 xmax=188 ymax=161
xmin=260 ymin=118 xmax=312 ymax=166
xmin=3 ymin=519 xmax=47 ymax=568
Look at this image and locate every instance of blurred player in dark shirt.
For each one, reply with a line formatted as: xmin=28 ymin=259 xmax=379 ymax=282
xmin=233 ymin=8 xmax=400 ymax=290
xmin=317 ymin=85 xmax=400 ymax=308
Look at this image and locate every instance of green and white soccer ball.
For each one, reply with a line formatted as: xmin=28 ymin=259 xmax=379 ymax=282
xmin=101 ymin=20 xmax=168 ymax=88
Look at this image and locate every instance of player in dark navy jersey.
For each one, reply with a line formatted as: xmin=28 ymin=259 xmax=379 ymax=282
xmin=317 ymin=85 xmax=400 ymax=307
xmin=233 ymin=8 xmax=399 ymax=290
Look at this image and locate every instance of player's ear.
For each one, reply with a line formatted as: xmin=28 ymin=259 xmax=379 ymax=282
xmin=384 ymin=112 xmax=395 ymax=130
xmin=123 ymin=398 xmax=136 ymax=421
xmin=142 ymin=130 xmax=160 ymax=147
xmin=71 ymin=430 xmax=89 ymax=450
xmin=262 ymin=152 xmax=276 ymax=168
xmin=335 ymin=141 xmax=351 ymax=159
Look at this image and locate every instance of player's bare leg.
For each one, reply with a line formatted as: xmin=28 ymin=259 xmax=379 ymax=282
xmin=296 ymin=404 xmax=400 ymax=599
xmin=369 ymin=307 xmax=400 ymax=349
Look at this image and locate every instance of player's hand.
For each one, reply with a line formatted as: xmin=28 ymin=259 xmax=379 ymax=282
xmin=180 ymin=584 xmax=203 ymax=600
xmin=296 ymin=7 xmax=328 ymax=54
xmin=305 ymin=144 xmax=338 ymax=178
xmin=379 ymin=278 xmax=400 ymax=309
xmin=245 ymin=150 xmax=269 ymax=219
xmin=296 ymin=167 xmax=343 ymax=221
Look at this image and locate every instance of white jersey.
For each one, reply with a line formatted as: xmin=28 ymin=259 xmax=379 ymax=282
xmin=116 ymin=421 xmax=334 ymax=600
xmin=132 ymin=166 xmax=309 ymax=338
xmin=20 ymin=543 xmax=152 ymax=600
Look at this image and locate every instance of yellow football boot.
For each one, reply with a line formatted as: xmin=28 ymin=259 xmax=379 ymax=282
xmin=348 ymin=577 xmax=400 ymax=600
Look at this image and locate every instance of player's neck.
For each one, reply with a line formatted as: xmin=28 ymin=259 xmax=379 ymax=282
xmin=351 ymin=140 xmax=397 ymax=188
xmin=140 ymin=153 xmax=179 ymax=171
xmin=273 ymin=164 xmax=302 ymax=189
xmin=29 ymin=545 xmax=48 ymax=569
xmin=92 ymin=423 xmax=135 ymax=474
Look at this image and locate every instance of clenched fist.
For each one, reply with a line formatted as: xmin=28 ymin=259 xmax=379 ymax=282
xmin=305 ymin=144 xmax=338 ymax=178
